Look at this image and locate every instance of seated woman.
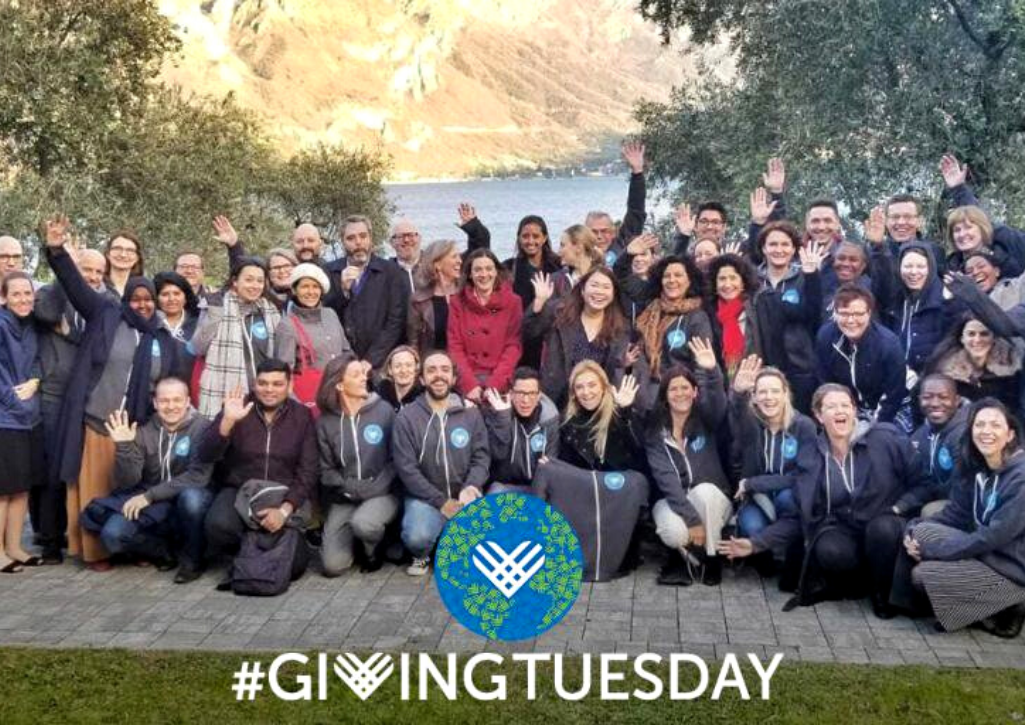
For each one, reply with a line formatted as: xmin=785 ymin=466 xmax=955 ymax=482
xmin=752 ymin=221 xmax=824 ymax=413
xmin=783 ymin=383 xmax=931 ymax=618
xmin=192 ymin=257 xmax=281 ymax=418
xmin=646 ymin=341 xmax=731 ymax=587
xmin=376 ymin=345 xmax=422 ymax=411
xmin=533 ymin=362 xmax=647 ymax=582
xmin=315 ymin=354 xmax=399 ymax=576
xmin=525 ymin=267 xmax=644 ymax=409
xmin=727 ymin=357 xmax=817 ymax=571
xmin=896 ymin=398 xmax=1025 ymax=638
xmin=274 ymin=263 xmax=351 ymax=410
xmin=447 ymin=249 xmax=523 ymax=403
xmin=407 ymin=240 xmax=461 ymax=357
xmin=614 ymin=243 xmax=713 ymax=379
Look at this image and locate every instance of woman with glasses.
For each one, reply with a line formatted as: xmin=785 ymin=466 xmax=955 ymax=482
xmin=266 ymin=248 xmax=299 ymax=309
xmin=104 ymin=230 xmax=144 ymax=297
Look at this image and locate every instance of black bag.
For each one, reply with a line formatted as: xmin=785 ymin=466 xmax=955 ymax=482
xmin=231 ymin=527 xmax=309 ymax=597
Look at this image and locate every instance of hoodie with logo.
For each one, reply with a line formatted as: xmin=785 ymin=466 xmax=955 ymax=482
xmin=483 ymin=393 xmax=560 ymax=487
xmin=392 ymin=393 xmax=491 ymax=508
xmin=644 ymin=366 xmax=729 ymax=527
xmin=728 ymin=391 xmax=819 ymax=494
xmin=815 ymin=319 xmax=906 ymax=423
xmin=316 ymin=393 xmax=396 ymax=503
xmin=112 ymin=411 xmax=212 ymax=503
xmin=906 ymin=404 xmax=969 ymax=512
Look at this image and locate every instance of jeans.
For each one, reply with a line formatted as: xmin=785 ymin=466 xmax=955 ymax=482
xmin=176 ymin=487 xmax=214 ymax=568
xmin=400 ymin=497 xmax=447 ymax=558
xmin=737 ymin=488 xmax=798 ymax=539
xmin=79 ymin=503 xmax=173 ymax=560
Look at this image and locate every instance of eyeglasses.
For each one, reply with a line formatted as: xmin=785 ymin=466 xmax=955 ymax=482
xmin=697 ymin=218 xmax=725 ymax=227
xmin=886 ymin=214 xmax=918 ymax=223
xmin=511 ymin=389 xmax=540 ymax=398
xmin=391 ymin=233 xmax=419 ymax=242
xmin=269 ymin=264 xmax=294 ymax=273
xmin=176 ymin=263 xmax=203 ymax=272
xmin=0 ymin=254 xmax=23 ymax=263
xmin=836 ymin=310 xmax=869 ymax=319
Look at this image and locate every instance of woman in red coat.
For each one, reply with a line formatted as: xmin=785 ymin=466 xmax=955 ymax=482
xmin=448 ymin=249 xmax=524 ymax=403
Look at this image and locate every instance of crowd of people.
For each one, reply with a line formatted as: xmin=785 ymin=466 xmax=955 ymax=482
xmin=1 ymin=143 xmax=1025 ymax=640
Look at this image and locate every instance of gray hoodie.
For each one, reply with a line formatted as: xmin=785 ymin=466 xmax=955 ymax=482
xmin=316 ymin=393 xmax=396 ymax=503
xmin=483 ymin=394 xmax=560 ymax=487
xmin=392 ymin=392 xmax=491 ymax=508
xmin=112 ymin=411 xmax=212 ymax=503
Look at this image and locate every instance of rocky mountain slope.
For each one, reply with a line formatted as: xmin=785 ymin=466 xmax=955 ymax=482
xmin=158 ymin=0 xmax=711 ymax=179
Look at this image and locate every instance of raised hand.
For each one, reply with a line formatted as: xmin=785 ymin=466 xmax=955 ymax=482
xmin=622 ymin=140 xmax=646 ymax=174
xmin=688 ymin=338 xmax=718 ymax=371
xmin=763 ymin=157 xmax=786 ymax=194
xmin=674 ymin=202 xmax=695 ymax=237
xmin=624 ymin=342 xmax=643 ymax=367
xmin=212 ymin=215 xmax=239 ymax=247
xmin=104 ymin=409 xmax=138 ymax=443
xmin=484 ymin=388 xmax=511 ymax=411
xmin=864 ymin=205 xmax=886 ymax=245
xmin=717 ymin=536 xmax=754 ymax=560
xmin=44 ymin=215 xmax=71 ymax=248
xmin=613 ymin=373 xmax=639 ymax=408
xmin=799 ymin=240 xmax=827 ymax=273
xmin=723 ymin=241 xmax=743 ymax=256
xmin=750 ymin=186 xmax=778 ymax=225
xmin=732 ymin=354 xmax=762 ymax=394
xmin=222 ymin=385 xmax=254 ymax=424
xmin=939 ymin=154 xmax=968 ymax=189
xmin=457 ymin=203 xmax=477 ymax=226
xmin=530 ymin=271 xmax=554 ymax=312
xmin=626 ymin=232 xmax=660 ymax=257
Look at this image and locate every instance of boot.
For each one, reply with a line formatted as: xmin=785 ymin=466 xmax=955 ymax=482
xmin=657 ymin=549 xmax=693 ymax=587
xmin=700 ymin=553 xmax=723 ymax=587
xmin=988 ymin=603 xmax=1025 ymax=639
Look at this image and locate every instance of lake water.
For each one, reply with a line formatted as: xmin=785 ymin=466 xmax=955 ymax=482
xmin=385 ymin=176 xmax=671 ymax=260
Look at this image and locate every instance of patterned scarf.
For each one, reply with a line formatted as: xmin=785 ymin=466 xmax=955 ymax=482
xmin=198 ymin=292 xmax=281 ymax=418
xmin=636 ymin=295 xmax=703 ymax=373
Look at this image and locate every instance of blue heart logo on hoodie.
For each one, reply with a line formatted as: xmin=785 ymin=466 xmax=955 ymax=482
xmin=151 ymin=339 xmax=161 ymax=358
xmin=174 ymin=436 xmax=190 ymax=457
xmin=530 ymin=432 xmax=546 ymax=453
xmin=783 ymin=436 xmax=798 ymax=460
xmin=605 ymin=250 xmax=618 ymax=267
xmin=666 ymin=329 xmax=687 ymax=350
xmin=603 ymin=472 xmax=625 ymax=491
xmin=450 ymin=427 xmax=470 ymax=449
xmin=782 ymin=288 xmax=801 ymax=305
xmin=938 ymin=446 xmax=954 ymax=471
xmin=363 ymin=424 xmax=384 ymax=446
xmin=251 ymin=320 xmax=268 ymax=340
xmin=690 ymin=435 xmax=706 ymax=452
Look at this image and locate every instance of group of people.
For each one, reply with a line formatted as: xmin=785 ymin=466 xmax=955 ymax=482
xmin=1 ymin=143 xmax=1025 ymax=639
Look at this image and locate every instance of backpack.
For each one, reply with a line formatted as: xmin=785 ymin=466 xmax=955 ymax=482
xmin=231 ymin=527 xmax=309 ymax=597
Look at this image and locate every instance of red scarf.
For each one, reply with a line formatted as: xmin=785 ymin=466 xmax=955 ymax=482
xmin=716 ymin=297 xmax=746 ymax=371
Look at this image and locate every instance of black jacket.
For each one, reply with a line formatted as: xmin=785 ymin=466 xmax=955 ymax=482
xmin=324 ymin=254 xmax=408 ymax=368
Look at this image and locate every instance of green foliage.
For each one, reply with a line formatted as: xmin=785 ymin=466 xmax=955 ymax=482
xmin=0 ymin=0 xmax=390 ymax=278
xmin=637 ymin=0 xmax=1025 ymax=231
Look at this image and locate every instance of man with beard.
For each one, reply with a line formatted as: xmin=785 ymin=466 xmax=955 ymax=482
xmin=815 ymin=285 xmax=905 ymax=424
xmin=481 ymin=367 xmax=559 ymax=492
xmin=291 ymin=223 xmax=325 ymax=265
xmin=325 ymin=215 xmax=408 ymax=368
xmin=392 ymin=351 xmax=490 ymax=576
xmin=78 ymin=377 xmax=213 ymax=580
xmin=197 ymin=359 xmax=318 ymax=589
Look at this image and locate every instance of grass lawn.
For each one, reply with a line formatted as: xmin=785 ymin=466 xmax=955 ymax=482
xmin=1 ymin=647 xmax=1024 ymax=724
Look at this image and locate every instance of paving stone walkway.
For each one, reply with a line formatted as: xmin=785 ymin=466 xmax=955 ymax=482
xmin=2 ymin=559 xmax=1024 ymax=668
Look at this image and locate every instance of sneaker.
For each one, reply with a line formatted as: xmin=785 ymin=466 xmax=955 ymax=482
xmin=406 ymin=556 xmax=430 ymax=576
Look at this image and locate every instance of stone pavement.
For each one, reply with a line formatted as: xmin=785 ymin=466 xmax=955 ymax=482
xmin=2 ymin=559 xmax=1025 ymax=668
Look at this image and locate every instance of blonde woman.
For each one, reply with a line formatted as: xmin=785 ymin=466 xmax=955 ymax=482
xmin=376 ymin=345 xmax=423 ymax=412
xmin=407 ymin=240 xmax=462 ymax=356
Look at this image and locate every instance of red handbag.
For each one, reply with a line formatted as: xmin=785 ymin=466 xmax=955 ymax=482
xmin=288 ymin=317 xmax=324 ymax=417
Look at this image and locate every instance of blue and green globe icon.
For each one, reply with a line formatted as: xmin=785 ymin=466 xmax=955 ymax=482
xmin=433 ymin=493 xmax=583 ymax=641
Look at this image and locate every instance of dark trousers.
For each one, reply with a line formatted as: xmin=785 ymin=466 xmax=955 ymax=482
xmin=204 ymin=487 xmax=244 ymax=557
xmin=808 ymin=514 xmax=905 ymax=601
xmin=31 ymin=399 xmax=65 ymax=555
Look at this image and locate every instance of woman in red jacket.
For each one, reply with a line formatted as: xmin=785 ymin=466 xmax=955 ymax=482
xmin=448 ymin=249 xmax=523 ymax=403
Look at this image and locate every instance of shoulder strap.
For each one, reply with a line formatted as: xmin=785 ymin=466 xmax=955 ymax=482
xmin=289 ymin=316 xmax=316 ymax=369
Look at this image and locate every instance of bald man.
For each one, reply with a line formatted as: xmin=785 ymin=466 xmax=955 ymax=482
xmin=389 ymin=219 xmax=422 ymax=292
xmin=0 ymin=235 xmax=25 ymax=282
xmin=292 ymin=223 xmax=324 ymax=264
xmin=33 ymin=246 xmax=115 ymax=563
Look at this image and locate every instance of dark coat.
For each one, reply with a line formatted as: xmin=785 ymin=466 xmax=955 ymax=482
xmin=46 ymin=247 xmax=178 ymax=484
xmin=324 ymin=254 xmax=408 ymax=369
xmin=0 ymin=309 xmax=40 ymax=430
xmin=753 ymin=265 xmax=822 ymax=385
xmin=815 ymin=320 xmax=907 ymax=423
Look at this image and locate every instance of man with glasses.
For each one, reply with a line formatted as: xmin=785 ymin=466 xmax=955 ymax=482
xmin=0 ymin=236 xmax=25 ymax=283
xmin=480 ymin=367 xmax=559 ymax=493
xmin=584 ymin=141 xmax=647 ymax=267
xmin=862 ymin=194 xmax=945 ymax=274
xmin=389 ymin=219 xmax=422 ymax=293
xmin=815 ymin=285 xmax=905 ymax=423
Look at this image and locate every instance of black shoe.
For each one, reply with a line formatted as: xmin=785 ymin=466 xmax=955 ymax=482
xmin=360 ymin=548 xmax=384 ymax=573
xmin=40 ymin=551 xmax=63 ymax=566
xmin=153 ymin=554 xmax=178 ymax=572
xmin=305 ymin=528 xmax=323 ymax=549
xmin=657 ymin=550 xmax=693 ymax=587
xmin=989 ymin=603 xmax=1025 ymax=639
xmin=872 ymin=594 xmax=898 ymax=620
xmin=215 ymin=572 xmax=233 ymax=592
xmin=701 ymin=554 xmax=723 ymax=587
xmin=174 ymin=565 xmax=203 ymax=584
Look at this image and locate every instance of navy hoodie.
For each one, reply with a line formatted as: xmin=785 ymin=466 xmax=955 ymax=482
xmin=483 ymin=394 xmax=560 ymax=487
xmin=907 ymin=404 xmax=969 ymax=510
xmin=815 ymin=320 xmax=906 ymax=423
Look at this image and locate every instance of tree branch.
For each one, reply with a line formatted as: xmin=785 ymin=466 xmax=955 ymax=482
xmin=945 ymin=0 xmax=998 ymax=59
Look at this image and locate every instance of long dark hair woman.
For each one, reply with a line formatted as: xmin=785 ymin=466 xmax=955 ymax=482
xmin=43 ymin=217 xmax=178 ymax=569
xmin=504 ymin=215 xmax=562 ymax=368
xmin=896 ymin=398 xmax=1025 ymax=638
xmin=704 ymin=253 xmax=763 ymax=381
